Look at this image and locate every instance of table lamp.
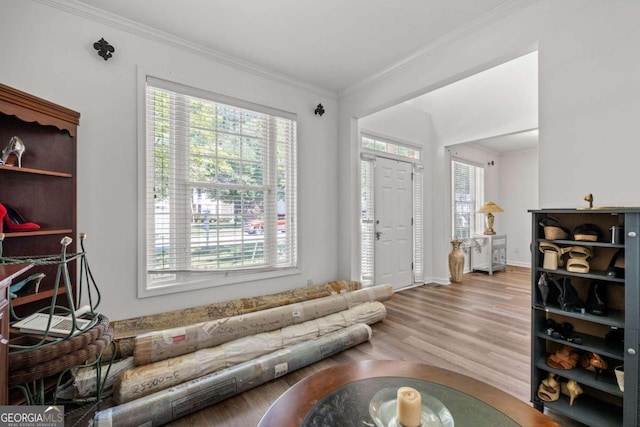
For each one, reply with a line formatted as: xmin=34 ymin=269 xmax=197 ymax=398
xmin=478 ymin=201 xmax=503 ymax=235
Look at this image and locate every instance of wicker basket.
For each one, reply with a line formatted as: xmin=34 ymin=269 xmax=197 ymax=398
xmin=9 ymin=314 xmax=110 ymax=370
xmin=9 ymin=327 xmax=113 ymax=385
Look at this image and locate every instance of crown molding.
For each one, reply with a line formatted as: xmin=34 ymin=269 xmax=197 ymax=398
xmin=339 ymin=0 xmax=540 ymax=98
xmin=34 ymin=0 xmax=338 ymax=99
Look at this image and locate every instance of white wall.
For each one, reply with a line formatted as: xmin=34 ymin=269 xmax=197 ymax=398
xmin=538 ymin=1 xmax=640 ymax=208
xmin=359 ymin=103 xmax=432 ymax=146
xmin=500 ymin=148 xmax=538 ymax=266
xmin=0 ymin=1 xmax=339 ymax=321
xmin=338 ymin=0 xmax=640 ymax=283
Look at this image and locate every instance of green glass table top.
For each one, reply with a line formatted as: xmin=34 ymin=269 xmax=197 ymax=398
xmin=302 ymin=376 xmax=520 ymax=427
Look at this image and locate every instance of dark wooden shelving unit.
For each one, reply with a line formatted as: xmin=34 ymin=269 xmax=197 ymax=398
xmin=0 ymin=83 xmax=80 ymax=400
xmin=530 ymin=208 xmax=639 ymax=426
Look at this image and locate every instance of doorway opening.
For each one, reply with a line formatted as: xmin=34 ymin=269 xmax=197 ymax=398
xmin=360 ymin=133 xmax=423 ymax=289
xmin=358 ymin=50 xmax=537 ymax=284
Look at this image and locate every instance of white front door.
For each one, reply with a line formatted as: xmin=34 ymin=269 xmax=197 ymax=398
xmin=374 ymin=157 xmax=413 ymax=289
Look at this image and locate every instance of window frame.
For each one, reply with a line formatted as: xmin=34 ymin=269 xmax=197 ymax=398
xmin=137 ymin=72 xmax=299 ymax=298
xmin=451 ymin=157 xmax=485 ymax=240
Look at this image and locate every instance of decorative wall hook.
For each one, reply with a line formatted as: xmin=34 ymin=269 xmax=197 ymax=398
xmin=93 ymin=38 xmax=115 ymax=61
xmin=314 ymin=104 xmax=325 ymax=116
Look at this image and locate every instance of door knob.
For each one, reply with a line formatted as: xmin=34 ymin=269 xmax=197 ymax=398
xmin=375 ymin=231 xmax=383 ymax=240
xmin=628 ymin=348 xmax=637 ymax=355
xmin=628 ymin=231 xmax=637 ymax=238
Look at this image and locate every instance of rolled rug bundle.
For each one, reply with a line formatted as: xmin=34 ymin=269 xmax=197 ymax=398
xmin=133 ymin=284 xmax=392 ymax=365
xmin=116 ymin=301 xmax=386 ymax=404
xmin=112 ymin=280 xmax=362 ymax=340
xmin=95 ymin=323 xmax=373 ymax=427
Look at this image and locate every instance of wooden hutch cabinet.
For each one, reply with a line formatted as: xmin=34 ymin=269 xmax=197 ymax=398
xmin=0 ymin=83 xmax=79 ymax=315
xmin=0 ymin=83 xmax=79 ymax=401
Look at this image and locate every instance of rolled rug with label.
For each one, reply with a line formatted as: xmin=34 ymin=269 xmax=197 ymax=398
xmin=112 ymin=280 xmax=363 ymax=340
xmin=133 ymin=285 xmax=392 ymax=365
xmin=94 ymin=323 xmax=372 ymax=427
xmin=116 ymin=302 xmax=386 ymax=403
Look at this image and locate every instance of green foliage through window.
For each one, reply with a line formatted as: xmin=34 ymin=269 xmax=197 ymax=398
xmin=145 ymin=79 xmax=297 ymax=288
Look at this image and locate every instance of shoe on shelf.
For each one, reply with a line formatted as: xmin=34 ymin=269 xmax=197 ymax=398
xmin=0 ymin=203 xmax=40 ymax=232
xmin=581 ymin=351 xmax=608 ymax=380
xmin=539 ymin=242 xmax=569 ymax=270
xmin=606 ymin=249 xmax=625 ymax=279
xmin=0 ymin=136 xmax=26 ymax=168
xmin=8 ymin=273 xmax=45 ymax=299
xmin=586 ymin=281 xmax=608 ymax=316
xmin=545 ymin=319 xmax=583 ymax=345
xmin=561 ymin=380 xmax=583 ymax=406
xmin=547 ymin=345 xmax=580 ymax=370
xmin=566 ymin=245 xmax=593 ymax=273
xmin=537 ymin=373 xmax=560 ymax=402
xmin=573 ymin=223 xmax=602 ymax=242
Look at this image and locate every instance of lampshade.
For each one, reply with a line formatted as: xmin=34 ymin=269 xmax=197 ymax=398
xmin=477 ymin=201 xmax=503 ymax=235
xmin=478 ymin=201 xmax=504 ymax=214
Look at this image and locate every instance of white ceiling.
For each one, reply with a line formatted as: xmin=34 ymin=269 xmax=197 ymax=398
xmin=71 ymin=0 xmax=523 ymax=94
xmin=455 ymin=129 xmax=539 ymax=153
xmin=406 ymin=50 xmax=538 ymax=152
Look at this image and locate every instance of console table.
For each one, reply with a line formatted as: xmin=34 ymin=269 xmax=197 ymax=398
xmin=471 ymin=234 xmax=507 ymax=275
xmin=257 ymin=360 xmax=558 ymax=427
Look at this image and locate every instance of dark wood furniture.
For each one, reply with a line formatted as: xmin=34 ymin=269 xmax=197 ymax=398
xmin=257 ymin=360 xmax=559 ymax=427
xmin=0 ymin=263 xmax=32 ymax=405
xmin=530 ymin=208 xmax=637 ymax=426
xmin=0 ymin=83 xmax=80 ymax=316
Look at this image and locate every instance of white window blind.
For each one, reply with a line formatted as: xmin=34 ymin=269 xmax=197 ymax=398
xmin=360 ymin=158 xmax=375 ymax=286
xmin=451 ymin=158 xmax=484 ymax=239
xmin=413 ymin=164 xmax=424 ymax=282
xmin=144 ymin=77 xmax=297 ymax=291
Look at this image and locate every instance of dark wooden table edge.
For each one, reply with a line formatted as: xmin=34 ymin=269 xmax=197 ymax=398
xmin=257 ymin=360 xmax=560 ymax=427
xmin=0 ymin=263 xmax=34 ymax=286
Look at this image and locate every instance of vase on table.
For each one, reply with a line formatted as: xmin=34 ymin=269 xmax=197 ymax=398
xmin=449 ymin=240 xmax=464 ymax=283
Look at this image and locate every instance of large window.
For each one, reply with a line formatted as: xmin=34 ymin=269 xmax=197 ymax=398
xmin=142 ymin=77 xmax=297 ymax=295
xmin=451 ymin=158 xmax=484 ymax=239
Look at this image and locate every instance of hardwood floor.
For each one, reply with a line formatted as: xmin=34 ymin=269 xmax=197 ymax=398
xmin=165 ymin=266 xmax=584 ymax=426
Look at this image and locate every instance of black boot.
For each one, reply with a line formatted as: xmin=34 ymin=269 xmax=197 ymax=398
xmin=587 ymin=281 xmax=608 ymax=316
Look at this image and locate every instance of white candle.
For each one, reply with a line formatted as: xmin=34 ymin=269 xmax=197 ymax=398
xmin=397 ymin=386 xmax=422 ymax=427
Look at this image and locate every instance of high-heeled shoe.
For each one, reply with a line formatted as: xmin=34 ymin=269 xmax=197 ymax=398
xmin=0 ymin=203 xmax=40 ymax=231
xmin=537 ymin=273 xmax=550 ymax=306
xmin=581 ymin=351 xmax=608 ymax=380
xmin=606 ymin=249 xmax=625 ymax=279
xmin=537 ymin=373 xmax=560 ymax=402
xmin=560 ymin=380 xmax=583 ymax=406
xmin=0 ymin=136 xmax=26 ymax=167
xmin=8 ymin=272 xmax=45 ymax=299
xmin=586 ymin=280 xmax=608 ymax=316
xmin=0 ymin=203 xmax=5 ymax=233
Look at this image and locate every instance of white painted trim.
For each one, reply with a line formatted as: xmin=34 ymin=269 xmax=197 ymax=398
xmin=136 ymin=66 xmax=148 ymax=300
xmin=340 ymin=0 xmax=540 ymax=97
xmin=35 ymin=0 xmax=337 ymax=99
xmin=507 ymin=260 xmax=531 ymax=268
xmin=139 ymin=267 xmax=302 ymax=298
xmin=360 ymin=128 xmax=424 ymax=151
